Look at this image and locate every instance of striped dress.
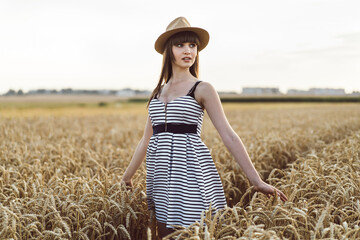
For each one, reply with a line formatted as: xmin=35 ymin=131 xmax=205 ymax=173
xmin=146 ymin=81 xmax=227 ymax=229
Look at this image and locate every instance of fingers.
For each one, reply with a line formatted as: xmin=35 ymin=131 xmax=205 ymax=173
xmin=279 ymin=191 xmax=288 ymax=202
xmin=253 ymin=185 xmax=288 ymax=202
xmin=274 ymin=188 xmax=288 ymax=202
xmin=121 ymin=180 xmax=133 ymax=191
xmin=265 ymin=188 xmax=288 ymax=202
xmin=125 ymin=181 xmax=133 ymax=190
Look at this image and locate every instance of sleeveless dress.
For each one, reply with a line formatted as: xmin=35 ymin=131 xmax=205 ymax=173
xmin=146 ymin=81 xmax=227 ymax=229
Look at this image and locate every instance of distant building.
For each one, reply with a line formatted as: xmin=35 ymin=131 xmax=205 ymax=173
xmin=288 ymin=88 xmax=346 ymax=96
xmin=308 ymin=88 xmax=345 ymax=95
xmin=287 ymin=89 xmax=310 ymax=95
xmin=241 ymin=87 xmax=281 ymax=95
xmin=116 ymin=88 xmax=135 ymax=97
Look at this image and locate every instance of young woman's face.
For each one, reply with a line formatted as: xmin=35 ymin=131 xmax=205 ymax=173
xmin=171 ymin=42 xmax=197 ymax=69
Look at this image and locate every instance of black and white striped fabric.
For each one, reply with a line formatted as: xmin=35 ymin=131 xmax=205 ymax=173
xmin=146 ymin=81 xmax=227 ymax=229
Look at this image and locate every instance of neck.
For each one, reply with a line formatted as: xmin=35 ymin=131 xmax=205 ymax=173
xmin=169 ymin=65 xmax=193 ymax=84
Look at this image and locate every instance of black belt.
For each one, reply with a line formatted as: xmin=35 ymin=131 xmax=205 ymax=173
xmin=152 ymin=123 xmax=197 ymax=135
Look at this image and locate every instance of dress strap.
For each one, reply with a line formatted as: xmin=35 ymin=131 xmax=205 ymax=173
xmin=187 ymin=80 xmax=202 ymax=98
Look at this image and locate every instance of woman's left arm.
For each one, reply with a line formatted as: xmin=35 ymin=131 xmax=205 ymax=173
xmin=197 ymin=82 xmax=288 ymax=202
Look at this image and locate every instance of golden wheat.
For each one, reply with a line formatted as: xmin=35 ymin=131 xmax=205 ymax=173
xmin=0 ymin=103 xmax=360 ymax=239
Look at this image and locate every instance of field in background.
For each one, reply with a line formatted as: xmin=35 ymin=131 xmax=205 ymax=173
xmin=1 ymin=102 xmax=360 ymax=239
xmin=1 ymin=94 xmax=359 ymax=108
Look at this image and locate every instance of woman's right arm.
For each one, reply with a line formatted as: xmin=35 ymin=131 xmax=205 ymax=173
xmin=121 ymin=115 xmax=153 ymax=187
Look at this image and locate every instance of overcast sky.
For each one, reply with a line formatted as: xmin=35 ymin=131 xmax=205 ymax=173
xmin=1 ymin=0 xmax=359 ymax=94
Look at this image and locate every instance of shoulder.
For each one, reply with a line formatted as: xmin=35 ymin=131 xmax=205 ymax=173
xmin=195 ymin=81 xmax=219 ymax=105
xmin=196 ymin=81 xmax=215 ymax=94
xmin=197 ymin=81 xmax=217 ymax=96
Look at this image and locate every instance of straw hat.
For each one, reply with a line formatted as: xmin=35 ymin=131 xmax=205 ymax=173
xmin=154 ymin=16 xmax=209 ymax=54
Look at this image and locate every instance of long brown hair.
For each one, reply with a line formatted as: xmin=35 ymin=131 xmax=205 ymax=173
xmin=147 ymin=31 xmax=201 ymax=107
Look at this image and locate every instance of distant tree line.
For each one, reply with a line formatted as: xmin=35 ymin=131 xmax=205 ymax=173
xmin=2 ymin=88 xmax=151 ymax=96
xmin=2 ymin=87 xmax=360 ymax=97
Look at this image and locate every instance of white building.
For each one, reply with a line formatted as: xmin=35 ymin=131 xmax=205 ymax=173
xmin=287 ymin=88 xmax=346 ymax=95
xmin=241 ymin=87 xmax=281 ymax=95
xmin=308 ymin=88 xmax=345 ymax=95
xmin=287 ymin=89 xmax=310 ymax=95
xmin=116 ymin=89 xmax=135 ymax=97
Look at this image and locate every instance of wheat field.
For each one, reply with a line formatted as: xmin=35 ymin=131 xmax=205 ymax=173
xmin=1 ymin=103 xmax=360 ymax=239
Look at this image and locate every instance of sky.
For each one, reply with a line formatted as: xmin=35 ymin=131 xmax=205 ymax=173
xmin=0 ymin=0 xmax=359 ymax=94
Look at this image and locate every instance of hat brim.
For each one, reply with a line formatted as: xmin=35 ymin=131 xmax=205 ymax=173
xmin=154 ymin=27 xmax=209 ymax=54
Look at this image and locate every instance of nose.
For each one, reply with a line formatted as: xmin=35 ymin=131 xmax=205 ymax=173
xmin=184 ymin=45 xmax=191 ymax=54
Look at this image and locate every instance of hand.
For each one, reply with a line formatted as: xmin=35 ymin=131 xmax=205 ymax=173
xmin=121 ymin=177 xmax=133 ymax=190
xmin=253 ymin=181 xmax=288 ymax=202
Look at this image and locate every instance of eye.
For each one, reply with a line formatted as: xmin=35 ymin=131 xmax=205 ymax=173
xmin=175 ymin=43 xmax=183 ymax=47
xmin=190 ymin=43 xmax=197 ymax=48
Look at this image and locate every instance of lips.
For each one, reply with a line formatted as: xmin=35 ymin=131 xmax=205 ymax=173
xmin=182 ymin=57 xmax=192 ymax=61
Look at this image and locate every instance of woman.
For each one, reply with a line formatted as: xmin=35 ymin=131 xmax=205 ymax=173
xmin=121 ymin=16 xmax=288 ymax=238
